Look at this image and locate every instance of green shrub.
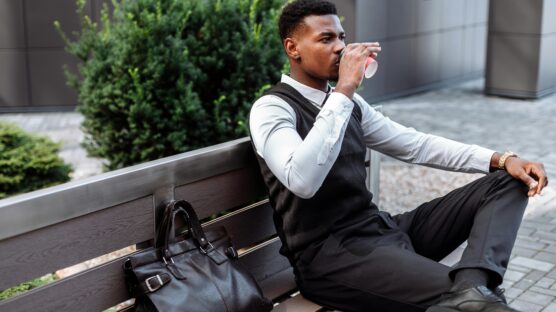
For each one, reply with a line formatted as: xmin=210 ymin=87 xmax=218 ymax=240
xmin=0 ymin=274 xmax=56 ymax=300
xmin=57 ymin=0 xmax=286 ymax=170
xmin=0 ymin=122 xmax=71 ymax=199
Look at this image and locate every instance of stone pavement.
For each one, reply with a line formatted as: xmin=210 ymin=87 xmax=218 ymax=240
xmin=1 ymin=78 xmax=555 ymax=310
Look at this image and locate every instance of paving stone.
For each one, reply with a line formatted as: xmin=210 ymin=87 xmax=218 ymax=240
xmin=518 ymin=227 xmax=536 ymax=236
xmin=510 ymin=299 xmax=544 ymax=312
xmin=537 ymin=223 xmax=556 ymax=232
xmin=536 ymin=251 xmax=556 ymax=263
xmin=518 ymin=231 xmax=544 ymax=242
xmin=508 ymin=263 xmax=533 ymax=274
xmin=517 ymin=291 xmax=555 ymax=306
xmin=540 ymin=239 xmax=556 ymax=247
xmin=505 ymin=270 xmax=526 ymax=282
xmin=537 ymin=278 xmax=556 ymax=289
xmin=531 ymin=286 xmax=556 ymax=298
xmin=545 ymin=244 xmax=556 ymax=254
xmin=512 ymin=257 xmax=555 ymax=272
xmin=543 ymin=303 xmax=556 ymax=312
xmin=526 ymin=270 xmax=551 ymax=282
xmin=513 ymin=246 xmax=540 ymax=258
xmin=505 ymin=287 xmax=524 ymax=299
xmin=514 ymin=278 xmax=535 ymax=290
xmin=502 ymin=280 xmax=515 ymax=289
xmin=537 ymin=231 xmax=556 ymax=242
xmin=515 ymin=240 xmax=548 ymax=251
xmin=548 ymin=268 xmax=556 ymax=280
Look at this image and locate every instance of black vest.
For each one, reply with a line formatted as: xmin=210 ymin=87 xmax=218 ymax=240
xmin=253 ymin=83 xmax=380 ymax=263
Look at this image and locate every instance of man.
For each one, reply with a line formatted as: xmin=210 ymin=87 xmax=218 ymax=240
xmin=249 ymin=1 xmax=548 ymax=311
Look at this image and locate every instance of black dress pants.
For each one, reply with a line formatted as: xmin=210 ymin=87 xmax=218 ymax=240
xmin=295 ymin=171 xmax=529 ymax=312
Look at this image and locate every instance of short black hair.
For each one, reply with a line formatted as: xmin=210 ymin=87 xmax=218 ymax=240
xmin=278 ymin=0 xmax=337 ymax=42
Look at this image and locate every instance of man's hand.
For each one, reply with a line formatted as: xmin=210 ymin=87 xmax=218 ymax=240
xmin=504 ymin=157 xmax=548 ymax=197
xmin=334 ymin=42 xmax=381 ymax=99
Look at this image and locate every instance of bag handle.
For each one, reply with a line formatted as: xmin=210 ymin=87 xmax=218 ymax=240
xmin=163 ymin=200 xmax=211 ymax=256
xmin=154 ymin=200 xmax=175 ymax=248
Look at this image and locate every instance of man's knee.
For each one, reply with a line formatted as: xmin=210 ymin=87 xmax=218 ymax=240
xmin=486 ymin=170 xmax=528 ymax=193
xmin=487 ymin=170 xmax=512 ymax=181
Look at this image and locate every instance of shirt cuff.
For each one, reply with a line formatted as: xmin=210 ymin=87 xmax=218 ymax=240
xmin=472 ymin=146 xmax=497 ymax=173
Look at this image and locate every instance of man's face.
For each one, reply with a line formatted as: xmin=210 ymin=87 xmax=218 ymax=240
xmin=292 ymin=14 xmax=346 ymax=81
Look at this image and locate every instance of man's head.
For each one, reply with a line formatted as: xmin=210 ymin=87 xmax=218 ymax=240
xmin=278 ymin=0 xmax=337 ymax=43
xmin=278 ymin=0 xmax=346 ymax=87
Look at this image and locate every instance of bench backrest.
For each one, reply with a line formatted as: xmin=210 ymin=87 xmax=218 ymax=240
xmin=0 ymin=137 xmax=379 ymax=311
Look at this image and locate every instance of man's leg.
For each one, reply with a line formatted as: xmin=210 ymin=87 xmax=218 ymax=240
xmin=393 ymin=170 xmax=529 ymax=288
xmin=297 ymin=233 xmax=453 ymax=312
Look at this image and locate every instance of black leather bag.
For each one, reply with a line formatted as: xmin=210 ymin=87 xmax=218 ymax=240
xmin=123 ymin=200 xmax=273 ymax=312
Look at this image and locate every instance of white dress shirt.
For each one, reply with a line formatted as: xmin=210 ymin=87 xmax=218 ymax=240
xmin=249 ymin=74 xmax=495 ymax=199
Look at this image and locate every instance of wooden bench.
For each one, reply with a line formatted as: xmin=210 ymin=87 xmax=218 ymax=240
xmin=0 ymin=136 xmax=383 ymax=311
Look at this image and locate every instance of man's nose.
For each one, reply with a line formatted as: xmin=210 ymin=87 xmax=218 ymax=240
xmin=334 ymin=40 xmax=345 ymax=54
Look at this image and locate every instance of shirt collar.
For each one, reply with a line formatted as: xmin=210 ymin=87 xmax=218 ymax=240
xmin=281 ymin=74 xmax=331 ymax=107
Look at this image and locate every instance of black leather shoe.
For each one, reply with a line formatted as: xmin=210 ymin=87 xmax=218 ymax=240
xmin=426 ymin=286 xmax=520 ymax=312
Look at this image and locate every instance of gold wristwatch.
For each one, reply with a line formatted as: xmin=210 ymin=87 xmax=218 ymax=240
xmin=498 ymin=151 xmax=519 ymax=170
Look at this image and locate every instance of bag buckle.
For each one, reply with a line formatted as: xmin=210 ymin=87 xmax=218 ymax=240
xmin=199 ymin=242 xmax=215 ymax=254
xmin=145 ymin=275 xmax=164 ymax=292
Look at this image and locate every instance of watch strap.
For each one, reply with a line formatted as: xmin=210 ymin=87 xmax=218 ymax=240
xmin=498 ymin=151 xmax=518 ymax=170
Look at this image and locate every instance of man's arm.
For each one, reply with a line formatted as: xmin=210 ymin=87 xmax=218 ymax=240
xmin=355 ymin=94 xmax=494 ymax=173
xmin=249 ymin=93 xmax=354 ymax=199
xmin=354 ymin=94 xmax=548 ymax=196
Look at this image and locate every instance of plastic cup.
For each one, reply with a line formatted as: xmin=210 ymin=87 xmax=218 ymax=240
xmin=364 ymin=57 xmax=378 ymax=79
xmin=338 ymin=50 xmax=378 ymax=79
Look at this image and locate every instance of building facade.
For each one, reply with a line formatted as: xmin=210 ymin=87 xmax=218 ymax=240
xmin=0 ymin=0 xmax=554 ymax=112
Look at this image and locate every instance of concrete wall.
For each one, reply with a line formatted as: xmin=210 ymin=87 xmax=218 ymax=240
xmin=1 ymin=0 xmax=489 ymax=111
xmin=485 ymin=0 xmax=556 ymax=98
xmin=331 ymin=0 xmax=490 ymax=102
xmin=0 ymin=0 xmax=109 ymax=112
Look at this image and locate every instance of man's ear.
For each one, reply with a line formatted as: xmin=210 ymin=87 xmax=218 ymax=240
xmin=284 ymin=38 xmax=301 ymax=61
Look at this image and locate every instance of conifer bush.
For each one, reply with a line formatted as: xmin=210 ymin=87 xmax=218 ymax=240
xmin=0 ymin=122 xmax=71 ymax=199
xmin=58 ymin=0 xmax=286 ymax=170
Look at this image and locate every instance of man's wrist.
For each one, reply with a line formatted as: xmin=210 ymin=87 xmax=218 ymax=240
xmin=490 ymin=152 xmax=502 ymax=172
xmin=334 ymin=82 xmax=356 ymax=99
xmin=498 ymin=151 xmax=519 ymax=170
xmin=490 ymin=151 xmax=519 ymax=171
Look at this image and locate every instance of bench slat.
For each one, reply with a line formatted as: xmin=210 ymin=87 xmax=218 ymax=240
xmin=272 ymin=294 xmax=322 ymax=312
xmin=203 ymin=200 xmax=275 ymax=250
xmin=0 ymin=255 xmax=129 ymax=312
xmin=175 ymin=166 xmax=266 ymax=220
xmin=0 ymin=196 xmax=152 ymax=291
